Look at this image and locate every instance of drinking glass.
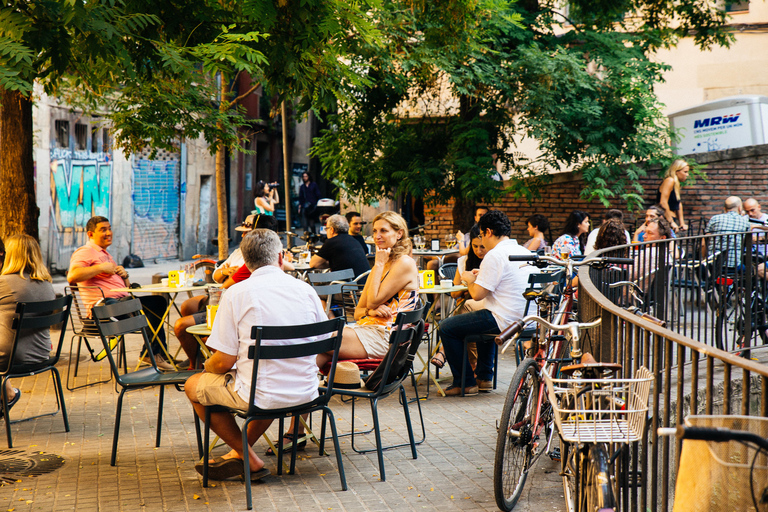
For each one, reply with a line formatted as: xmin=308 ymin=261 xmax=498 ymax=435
xmin=413 ymin=235 xmax=424 ymax=251
xmin=445 ymin=233 xmax=457 ymax=249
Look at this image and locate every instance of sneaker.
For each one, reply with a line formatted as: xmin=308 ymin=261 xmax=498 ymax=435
xmin=478 ymin=380 xmax=493 ymax=392
xmin=139 ymin=355 xmax=175 ymax=371
xmin=444 ymin=385 xmax=478 ymax=396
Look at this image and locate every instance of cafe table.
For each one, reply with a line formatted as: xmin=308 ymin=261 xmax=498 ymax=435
xmin=113 ymin=282 xmax=211 ymax=370
xmin=412 ymin=248 xmax=459 ymax=268
xmin=416 ymin=283 xmax=467 ymax=397
xmin=185 ymin=323 xmax=213 ymax=363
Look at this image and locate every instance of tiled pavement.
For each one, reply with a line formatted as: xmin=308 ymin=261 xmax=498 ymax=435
xmin=0 ymin=263 xmax=566 ymax=511
xmin=0 ymin=342 xmax=567 ymax=512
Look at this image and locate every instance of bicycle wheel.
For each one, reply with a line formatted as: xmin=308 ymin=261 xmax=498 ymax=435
xmin=561 ymin=438 xmax=577 ymax=512
xmin=581 ymin=444 xmax=616 ymax=512
xmin=494 ymin=357 xmax=540 ymax=511
xmin=717 ymin=287 xmax=765 ymax=353
xmin=192 ymin=259 xmax=217 ymax=283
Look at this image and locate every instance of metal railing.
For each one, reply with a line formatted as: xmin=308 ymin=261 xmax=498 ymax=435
xmin=579 ymin=229 xmax=768 ymax=511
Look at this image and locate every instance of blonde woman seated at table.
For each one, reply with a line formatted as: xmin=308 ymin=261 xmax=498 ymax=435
xmin=274 ymin=212 xmax=420 ymax=456
xmin=0 ymin=235 xmax=56 ymax=416
xmin=432 ymin=224 xmax=487 ymax=370
xmin=316 ymin=211 xmax=419 ymax=368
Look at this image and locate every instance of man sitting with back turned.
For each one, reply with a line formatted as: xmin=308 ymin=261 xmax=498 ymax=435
xmin=184 ymin=229 xmax=328 ymax=481
xmin=439 ymin=210 xmax=534 ymax=396
xmin=68 ymin=215 xmax=174 ymax=370
xmin=311 ymin=214 xmax=370 ymax=279
xmin=703 ymin=196 xmax=750 ymax=270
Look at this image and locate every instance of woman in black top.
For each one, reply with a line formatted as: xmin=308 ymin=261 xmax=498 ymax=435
xmin=657 ymin=159 xmax=689 ymax=233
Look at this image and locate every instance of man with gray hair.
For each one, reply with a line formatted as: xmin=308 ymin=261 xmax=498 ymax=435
xmin=704 ymin=196 xmax=750 ymax=268
xmin=184 ymin=229 xmax=327 ymax=481
xmin=310 ymin=214 xmax=369 ymax=278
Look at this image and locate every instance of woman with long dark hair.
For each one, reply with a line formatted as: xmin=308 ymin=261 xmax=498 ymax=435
xmin=431 ymin=224 xmax=487 ymax=369
xmin=254 ymin=181 xmax=279 ymax=216
xmin=553 ymin=210 xmax=590 ymax=260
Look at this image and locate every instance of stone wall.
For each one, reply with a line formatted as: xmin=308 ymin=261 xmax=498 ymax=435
xmin=423 ymin=144 xmax=768 ymax=245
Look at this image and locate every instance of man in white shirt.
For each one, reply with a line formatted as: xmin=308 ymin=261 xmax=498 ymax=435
xmin=440 ymin=210 xmax=534 ymax=396
xmin=184 ymin=229 xmax=327 ymax=481
xmin=744 ymin=198 xmax=768 ymax=279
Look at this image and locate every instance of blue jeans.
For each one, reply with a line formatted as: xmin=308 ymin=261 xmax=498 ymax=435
xmin=440 ymin=309 xmax=499 ymax=388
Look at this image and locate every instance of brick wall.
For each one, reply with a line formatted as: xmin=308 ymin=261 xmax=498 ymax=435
xmin=423 ymin=143 xmax=768 ymax=245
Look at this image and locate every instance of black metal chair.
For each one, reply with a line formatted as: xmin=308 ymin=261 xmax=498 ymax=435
xmin=438 ymin=263 xmax=458 ymax=281
xmin=65 ymin=285 xmax=126 ymax=390
xmin=324 ymin=304 xmax=426 ymax=481
xmin=91 ymin=298 xmax=200 ymax=466
xmin=1 ymin=295 xmax=72 ymax=447
xmin=307 ymin=269 xmax=356 ymax=316
xmin=198 ymin=317 xmax=347 ymax=510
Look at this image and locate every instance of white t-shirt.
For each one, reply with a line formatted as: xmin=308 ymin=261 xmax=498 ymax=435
xmin=206 ymin=265 xmax=327 ymax=409
xmin=474 ymin=239 xmax=535 ymax=330
xmin=585 ymin=227 xmax=631 ymax=255
xmin=214 ymin=248 xmax=245 ymax=273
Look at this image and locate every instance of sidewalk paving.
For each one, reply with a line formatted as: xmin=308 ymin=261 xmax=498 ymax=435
xmin=0 ymin=342 xmax=565 ymax=511
xmin=1 ymin=260 xmax=568 ymax=511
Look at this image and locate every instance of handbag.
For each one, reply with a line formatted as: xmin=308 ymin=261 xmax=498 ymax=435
xmin=364 ymin=338 xmax=413 ymax=392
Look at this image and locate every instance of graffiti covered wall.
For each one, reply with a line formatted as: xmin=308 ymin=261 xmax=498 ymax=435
xmin=131 ymin=158 xmax=181 ymax=261
xmin=48 ymin=147 xmax=112 ymax=272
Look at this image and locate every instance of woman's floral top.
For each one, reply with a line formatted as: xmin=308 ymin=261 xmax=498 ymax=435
xmin=552 ymin=234 xmax=582 ymax=260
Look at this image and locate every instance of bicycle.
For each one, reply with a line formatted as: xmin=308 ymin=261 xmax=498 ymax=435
xmin=659 ymin=416 xmax=768 ymax=512
xmin=492 ymin=253 xmax=635 ymax=511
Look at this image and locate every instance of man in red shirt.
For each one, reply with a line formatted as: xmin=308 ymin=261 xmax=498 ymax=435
xmin=68 ymin=216 xmax=174 ymax=370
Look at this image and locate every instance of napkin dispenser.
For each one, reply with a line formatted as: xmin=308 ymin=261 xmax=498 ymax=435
xmin=419 ymin=270 xmax=435 ymax=289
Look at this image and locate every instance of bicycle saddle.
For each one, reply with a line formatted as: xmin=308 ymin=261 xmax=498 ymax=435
xmin=559 ymin=352 xmax=622 ymax=377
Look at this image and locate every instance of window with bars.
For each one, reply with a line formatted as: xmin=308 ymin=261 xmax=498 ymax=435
xmin=75 ymin=123 xmax=88 ymax=151
xmin=54 ymin=120 xmax=70 ymax=148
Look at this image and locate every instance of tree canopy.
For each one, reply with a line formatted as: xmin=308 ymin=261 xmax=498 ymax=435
xmin=311 ymin=0 xmax=734 ymax=217
xmin=0 ymin=0 xmax=378 ymax=241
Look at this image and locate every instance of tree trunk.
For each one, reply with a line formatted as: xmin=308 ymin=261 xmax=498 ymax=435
xmin=215 ymin=79 xmax=230 ymax=261
xmin=452 ymin=198 xmax=475 ymax=234
xmin=0 ymin=89 xmax=38 ymax=241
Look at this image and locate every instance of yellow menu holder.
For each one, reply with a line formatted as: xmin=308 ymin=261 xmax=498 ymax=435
xmin=419 ymin=270 xmax=435 ymax=289
xmin=168 ymin=270 xmax=185 ymax=288
xmin=206 ymin=305 xmax=218 ymax=329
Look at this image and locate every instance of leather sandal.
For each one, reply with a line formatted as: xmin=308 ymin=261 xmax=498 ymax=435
xmin=265 ymin=432 xmax=306 ymax=456
xmin=431 ymin=351 xmax=446 ymax=369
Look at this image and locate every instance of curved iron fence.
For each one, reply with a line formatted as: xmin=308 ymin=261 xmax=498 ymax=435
xmin=579 ymin=229 xmax=768 ymax=512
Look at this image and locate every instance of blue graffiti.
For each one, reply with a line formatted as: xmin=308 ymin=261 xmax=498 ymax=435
xmin=132 ymin=160 xmax=180 ymax=223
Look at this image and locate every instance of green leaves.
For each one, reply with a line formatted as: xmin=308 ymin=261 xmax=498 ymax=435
xmin=313 ymin=0 xmax=728 ymax=212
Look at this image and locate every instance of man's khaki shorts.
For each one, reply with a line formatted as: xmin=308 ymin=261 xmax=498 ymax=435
xmin=195 ymin=371 xmax=250 ymax=412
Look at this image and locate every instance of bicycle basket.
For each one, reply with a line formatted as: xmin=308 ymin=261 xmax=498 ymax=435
xmin=674 ymin=415 xmax=768 ymax=512
xmin=544 ymin=366 xmax=653 ymax=444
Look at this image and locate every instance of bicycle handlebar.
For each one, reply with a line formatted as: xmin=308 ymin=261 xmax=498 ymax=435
xmin=495 ymin=314 xmax=601 ymax=345
xmin=658 ymin=425 xmax=768 ymax=452
xmin=508 ymin=254 xmax=634 ymax=267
